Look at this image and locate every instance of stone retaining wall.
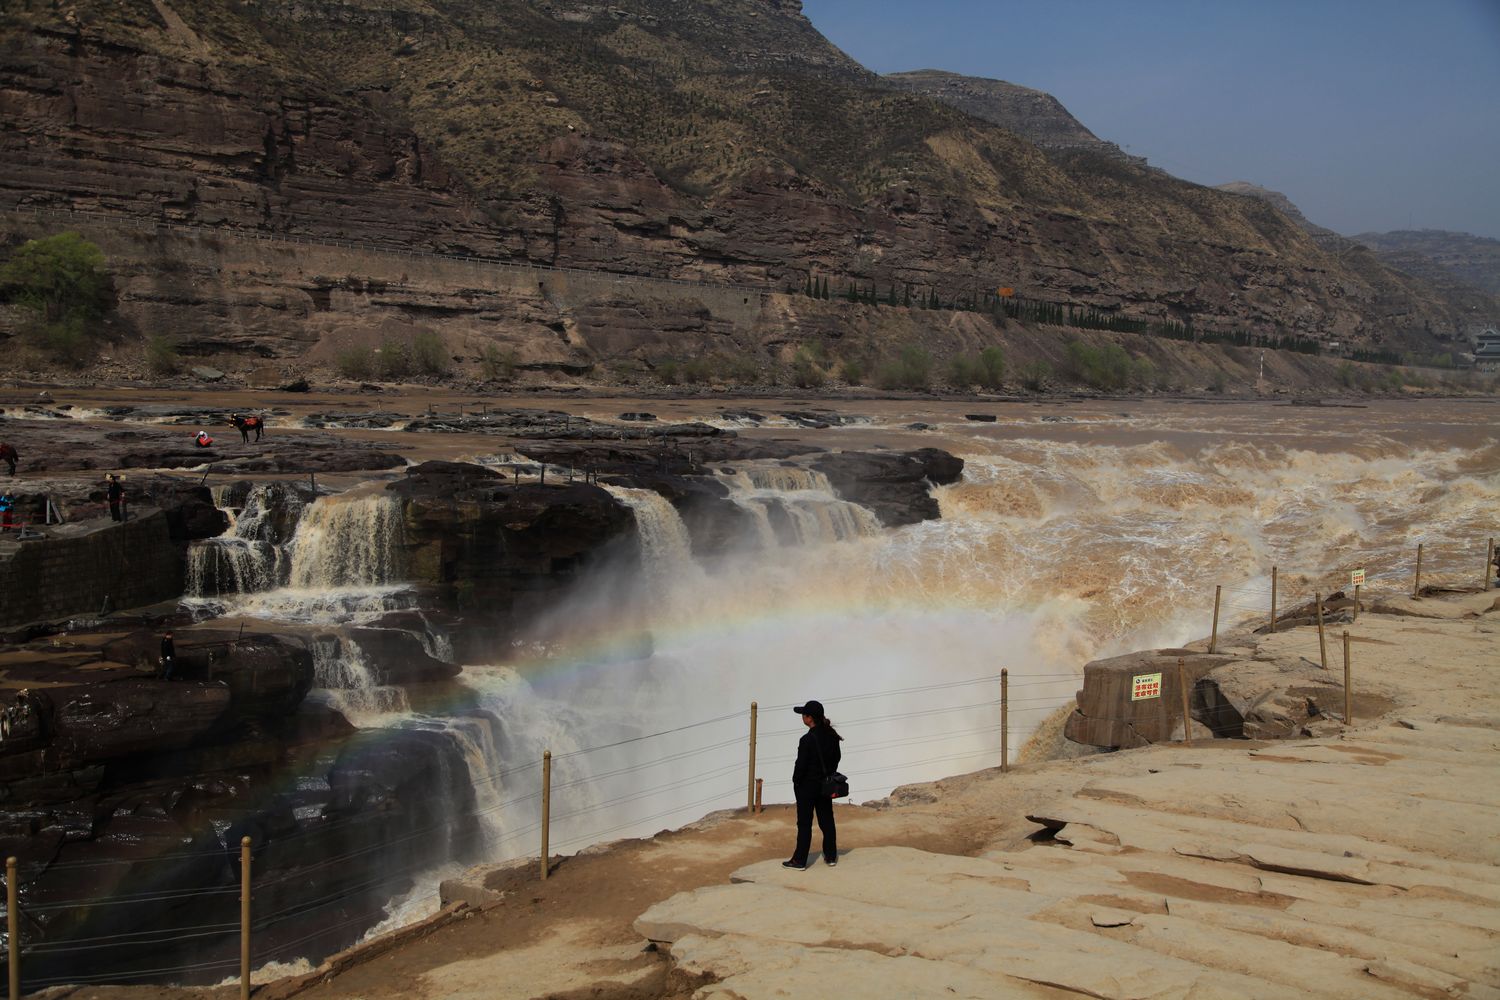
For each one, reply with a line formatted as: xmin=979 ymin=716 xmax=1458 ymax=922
xmin=0 ymin=511 xmax=184 ymax=627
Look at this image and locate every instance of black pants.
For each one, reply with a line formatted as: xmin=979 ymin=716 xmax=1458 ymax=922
xmin=109 ymin=500 xmax=121 ymax=521
xmin=791 ymin=781 xmax=836 ymax=864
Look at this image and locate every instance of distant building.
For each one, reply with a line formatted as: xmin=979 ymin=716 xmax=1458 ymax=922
xmin=1475 ymin=328 xmax=1500 ymax=373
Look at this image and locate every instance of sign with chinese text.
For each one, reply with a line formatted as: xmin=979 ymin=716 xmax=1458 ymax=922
xmin=1350 ymin=567 xmax=1365 ymax=586
xmin=1131 ymin=672 xmax=1163 ymax=701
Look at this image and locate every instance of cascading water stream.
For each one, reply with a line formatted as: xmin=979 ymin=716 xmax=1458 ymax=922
xmin=717 ymin=466 xmax=882 ymax=545
xmin=185 ymin=486 xmax=294 ymax=596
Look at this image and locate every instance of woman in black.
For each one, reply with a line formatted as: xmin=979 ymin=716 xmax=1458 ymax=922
xmin=785 ymin=699 xmax=841 ymax=870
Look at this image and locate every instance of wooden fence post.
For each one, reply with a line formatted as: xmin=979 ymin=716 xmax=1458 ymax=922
xmin=1343 ymin=632 xmax=1353 ymax=727
xmin=1178 ymin=657 xmax=1192 ymax=747
xmin=1413 ymin=542 xmax=1423 ymax=598
xmin=1000 ymin=669 xmax=1009 ymax=773
xmin=1485 ymin=537 xmax=1494 ymax=592
xmin=240 ymin=836 xmax=251 ymax=1000
xmin=755 ymin=778 xmax=763 ymax=814
xmin=747 ymin=702 xmax=758 ymax=811
xmin=1353 ymin=583 xmax=1360 ymax=623
xmin=540 ymin=751 xmax=552 ymax=880
xmin=1209 ymin=585 xmax=1221 ymax=654
xmin=7 ymin=856 xmax=18 ymax=1000
xmin=1315 ymin=592 xmax=1328 ymax=670
xmin=1270 ymin=566 xmax=1278 ymax=633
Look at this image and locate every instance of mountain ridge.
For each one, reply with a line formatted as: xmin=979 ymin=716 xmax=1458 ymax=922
xmin=0 ymin=0 xmax=1493 ymax=384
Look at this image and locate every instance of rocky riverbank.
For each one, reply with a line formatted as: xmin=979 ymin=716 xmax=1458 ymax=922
xmin=167 ymin=586 xmax=1498 ymax=1000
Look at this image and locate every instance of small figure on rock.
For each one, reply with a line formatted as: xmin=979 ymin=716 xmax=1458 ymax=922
xmin=195 ymin=430 xmax=215 ymax=449
xmin=160 ymin=631 xmax=176 ymax=681
xmin=783 ymin=699 xmax=844 ymax=871
xmin=231 ymin=414 xmax=264 ymax=443
xmin=105 ymin=474 xmax=125 ymax=522
xmin=0 ymin=441 xmax=17 ymax=476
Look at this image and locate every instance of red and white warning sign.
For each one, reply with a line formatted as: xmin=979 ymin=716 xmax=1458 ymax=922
xmin=1131 ymin=672 xmax=1163 ymax=701
xmin=1350 ymin=567 xmax=1366 ymax=586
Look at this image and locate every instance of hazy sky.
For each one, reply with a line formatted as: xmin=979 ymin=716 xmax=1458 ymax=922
xmin=801 ymin=0 xmax=1500 ymax=240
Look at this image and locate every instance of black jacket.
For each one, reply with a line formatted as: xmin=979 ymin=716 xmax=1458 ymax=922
xmin=792 ymin=725 xmax=842 ymax=785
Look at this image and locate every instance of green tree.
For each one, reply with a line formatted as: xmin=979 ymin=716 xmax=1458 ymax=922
xmin=0 ymin=232 xmax=109 ymax=325
xmin=1 ymin=232 xmax=112 ymax=364
xmin=978 ymin=346 xmax=1005 ymax=388
xmin=791 ymin=347 xmax=826 ymax=388
xmin=1019 ymin=360 xmax=1052 ymax=391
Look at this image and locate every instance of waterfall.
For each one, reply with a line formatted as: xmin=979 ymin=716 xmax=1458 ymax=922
xmin=310 ymin=636 xmax=411 ymax=726
xmin=718 ymin=465 xmax=881 ymax=545
xmin=185 ymin=486 xmax=292 ymax=596
xmin=603 ymin=485 xmax=698 ymax=581
xmin=288 ymin=493 xmax=406 ymax=589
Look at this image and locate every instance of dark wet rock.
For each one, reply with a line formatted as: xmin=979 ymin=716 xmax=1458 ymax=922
xmin=161 ymin=484 xmax=230 ymax=542
xmin=47 ymin=679 xmax=233 ymax=764
xmin=718 ymin=409 xmax=766 ymax=423
xmin=388 ymin=462 xmax=637 ymax=650
xmin=301 ymin=411 xmax=406 ymax=429
xmin=403 ymin=407 xmax=727 ymax=442
xmin=619 ymin=411 xmax=657 ymax=421
xmin=964 ymin=413 xmax=997 ymax=422
xmin=810 ymin=448 xmax=965 ymax=526
xmin=343 ymin=626 xmax=460 ymax=684
xmin=780 ymin=411 xmax=831 ymax=429
xmin=278 ymin=378 xmax=311 ymax=392
xmin=907 ymin=422 xmax=932 ymax=430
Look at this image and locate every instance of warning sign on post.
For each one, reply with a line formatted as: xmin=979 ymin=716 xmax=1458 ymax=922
xmin=1350 ymin=567 xmax=1366 ymax=586
xmin=1131 ymin=672 xmax=1163 ymax=701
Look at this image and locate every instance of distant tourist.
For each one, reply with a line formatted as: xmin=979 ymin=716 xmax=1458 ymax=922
xmin=783 ymin=699 xmax=843 ymax=871
xmin=0 ymin=493 xmax=14 ymax=532
xmin=195 ymin=430 xmax=214 ymax=449
xmin=0 ymin=442 xmax=16 ymax=476
xmin=231 ymin=414 xmax=264 ymax=443
xmin=160 ymin=631 xmax=176 ymax=681
xmin=105 ymin=474 xmax=125 ymax=522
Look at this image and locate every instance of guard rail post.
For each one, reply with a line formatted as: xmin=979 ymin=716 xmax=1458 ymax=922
xmin=1000 ymin=669 xmax=1009 ymax=773
xmin=7 ymin=855 xmax=18 ymax=1000
xmin=1178 ymin=657 xmax=1192 ymax=747
xmin=1270 ymin=566 xmax=1278 ymax=633
xmin=240 ymin=836 xmax=251 ymax=1000
xmin=1343 ymin=632 xmax=1353 ymax=726
xmin=1209 ymin=585 xmax=1221 ymax=654
xmin=746 ymin=702 xmax=758 ymax=811
xmin=1315 ymin=592 xmax=1328 ymax=670
xmin=1413 ymin=543 xmax=1423 ymax=598
xmin=540 ymin=751 xmax=552 ymax=880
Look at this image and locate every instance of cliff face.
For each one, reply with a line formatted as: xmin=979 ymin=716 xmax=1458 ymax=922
xmin=0 ymin=0 xmax=1489 ymax=376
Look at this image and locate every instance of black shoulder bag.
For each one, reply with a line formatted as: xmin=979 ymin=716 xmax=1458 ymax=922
xmin=814 ymin=733 xmax=849 ymax=799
